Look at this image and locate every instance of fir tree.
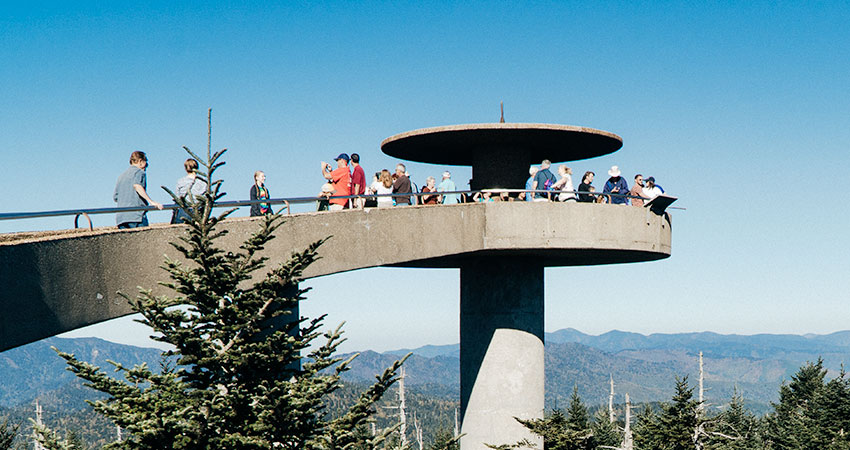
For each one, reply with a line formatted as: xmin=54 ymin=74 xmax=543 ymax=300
xmin=35 ymin=113 xmax=407 ymax=450
xmin=705 ymin=390 xmax=762 ymax=450
xmin=656 ymin=377 xmax=701 ymax=450
xmin=812 ymin=367 xmax=850 ymax=449
xmin=589 ymin=408 xmax=620 ymax=449
xmin=429 ymin=427 xmax=460 ymax=450
xmin=564 ymin=386 xmax=590 ymax=437
xmin=633 ymin=377 xmax=702 ymax=450
xmin=764 ymin=359 xmax=827 ymax=450
xmin=0 ymin=419 xmax=18 ymax=450
xmin=494 ymin=387 xmax=594 ymax=450
xmin=632 ymin=405 xmax=663 ymax=450
xmin=65 ymin=430 xmax=86 ymax=450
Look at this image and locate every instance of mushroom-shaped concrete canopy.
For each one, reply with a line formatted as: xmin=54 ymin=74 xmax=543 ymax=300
xmin=381 ymin=123 xmax=623 ymax=165
xmin=381 ymin=123 xmax=623 ymax=190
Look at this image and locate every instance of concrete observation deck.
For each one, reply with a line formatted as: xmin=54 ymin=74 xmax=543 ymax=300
xmin=0 ymin=202 xmax=670 ymax=351
xmin=1 ymin=121 xmax=672 ymax=449
xmin=382 ymin=122 xmax=659 ymax=449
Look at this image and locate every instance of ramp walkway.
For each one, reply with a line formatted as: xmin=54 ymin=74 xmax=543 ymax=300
xmin=0 ymin=201 xmax=670 ymax=352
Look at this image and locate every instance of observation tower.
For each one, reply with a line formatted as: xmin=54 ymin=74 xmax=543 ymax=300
xmin=381 ymin=120 xmax=672 ymax=449
xmin=0 ymin=115 xmax=672 ymax=450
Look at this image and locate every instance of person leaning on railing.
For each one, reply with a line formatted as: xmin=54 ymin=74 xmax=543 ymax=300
xmin=553 ymin=165 xmax=577 ymax=202
xmin=374 ymin=170 xmax=394 ymax=208
xmin=114 ymin=151 xmax=163 ymax=229
xmin=171 ymin=158 xmax=207 ymax=224
xmin=643 ymin=176 xmax=663 ymax=200
xmin=421 ymin=176 xmax=440 ymax=205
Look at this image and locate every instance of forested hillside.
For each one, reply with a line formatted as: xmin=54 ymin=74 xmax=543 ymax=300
xmin=2 ymin=329 xmax=848 ymax=448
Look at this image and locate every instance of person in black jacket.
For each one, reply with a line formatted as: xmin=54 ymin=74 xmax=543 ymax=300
xmin=577 ymin=171 xmax=595 ymax=203
xmin=250 ymin=171 xmax=271 ymax=216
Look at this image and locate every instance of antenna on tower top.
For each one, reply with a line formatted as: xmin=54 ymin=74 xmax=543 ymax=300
xmin=500 ymin=101 xmax=505 ymax=123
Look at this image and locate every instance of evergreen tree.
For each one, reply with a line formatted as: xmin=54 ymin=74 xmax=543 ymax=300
xmin=705 ymin=390 xmax=762 ymax=450
xmin=35 ymin=122 xmax=407 ymax=450
xmin=564 ymin=387 xmax=590 ymax=437
xmin=764 ymin=359 xmax=827 ymax=450
xmin=429 ymin=427 xmax=460 ymax=450
xmin=589 ymin=409 xmax=620 ymax=449
xmin=633 ymin=377 xmax=702 ymax=450
xmin=65 ymin=430 xmax=86 ymax=450
xmin=496 ymin=387 xmax=594 ymax=450
xmin=632 ymin=405 xmax=663 ymax=450
xmin=32 ymin=422 xmax=80 ymax=450
xmin=0 ymin=419 xmax=18 ymax=450
xmin=655 ymin=377 xmax=701 ymax=450
xmin=812 ymin=368 xmax=850 ymax=449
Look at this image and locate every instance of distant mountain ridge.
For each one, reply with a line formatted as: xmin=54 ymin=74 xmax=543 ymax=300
xmin=377 ymin=328 xmax=850 ymax=410
xmin=388 ymin=328 xmax=850 ymax=361
xmin=3 ymin=329 xmax=849 ymax=413
xmin=0 ymin=337 xmax=162 ymax=407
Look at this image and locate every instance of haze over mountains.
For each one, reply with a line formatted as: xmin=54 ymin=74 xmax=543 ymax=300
xmin=3 ymin=328 xmax=849 ymax=413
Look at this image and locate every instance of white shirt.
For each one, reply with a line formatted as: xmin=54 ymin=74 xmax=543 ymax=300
xmin=643 ymin=186 xmax=663 ymax=200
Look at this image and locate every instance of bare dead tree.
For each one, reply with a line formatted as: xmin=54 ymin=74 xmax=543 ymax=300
xmin=412 ymin=412 xmax=424 ymax=450
xmin=399 ymin=367 xmax=408 ymax=448
xmin=622 ymin=393 xmax=633 ymax=450
xmin=33 ymin=401 xmax=44 ymax=450
xmin=609 ymin=375 xmax=616 ymax=423
xmin=698 ymin=351 xmax=705 ymax=416
xmin=454 ymin=407 xmax=459 ymax=437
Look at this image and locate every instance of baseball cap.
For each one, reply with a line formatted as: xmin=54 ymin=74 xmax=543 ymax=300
xmin=334 ymin=153 xmax=350 ymax=162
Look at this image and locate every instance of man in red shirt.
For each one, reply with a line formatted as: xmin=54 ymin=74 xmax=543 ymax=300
xmin=321 ymin=153 xmax=351 ymax=211
xmin=350 ymin=153 xmax=366 ymax=209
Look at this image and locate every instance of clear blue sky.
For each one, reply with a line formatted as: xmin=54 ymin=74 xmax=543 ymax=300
xmin=2 ymin=1 xmax=849 ymax=351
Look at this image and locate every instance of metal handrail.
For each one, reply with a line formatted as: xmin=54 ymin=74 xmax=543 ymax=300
xmin=0 ymin=189 xmax=673 ymax=225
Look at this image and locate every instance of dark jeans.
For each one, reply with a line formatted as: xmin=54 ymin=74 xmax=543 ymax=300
xmin=118 ymin=215 xmax=149 ymax=229
xmin=171 ymin=208 xmax=192 ymax=224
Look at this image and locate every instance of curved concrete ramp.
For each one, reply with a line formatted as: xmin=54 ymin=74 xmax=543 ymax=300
xmin=0 ymin=202 xmax=671 ymax=351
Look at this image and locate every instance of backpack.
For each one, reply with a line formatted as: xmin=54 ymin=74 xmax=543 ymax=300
xmin=543 ymin=171 xmax=556 ymax=190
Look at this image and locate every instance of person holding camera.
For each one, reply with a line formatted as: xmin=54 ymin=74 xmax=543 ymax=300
xmin=321 ymin=154 xmax=351 ymax=211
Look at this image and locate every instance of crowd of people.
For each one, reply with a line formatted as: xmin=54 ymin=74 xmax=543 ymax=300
xmin=112 ymin=151 xmax=666 ymax=229
xmin=519 ymin=161 xmax=665 ymax=206
xmin=310 ymin=153 xmax=462 ymax=211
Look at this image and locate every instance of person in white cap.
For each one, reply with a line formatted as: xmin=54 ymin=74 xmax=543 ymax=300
xmin=438 ymin=171 xmax=459 ymax=204
xmin=603 ymin=165 xmax=630 ymax=205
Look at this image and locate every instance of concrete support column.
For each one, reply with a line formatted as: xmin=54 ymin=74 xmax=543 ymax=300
xmin=459 ymin=258 xmax=544 ymax=450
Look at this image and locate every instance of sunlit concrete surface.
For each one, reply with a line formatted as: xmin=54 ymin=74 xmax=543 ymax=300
xmin=0 ymin=201 xmax=670 ymax=350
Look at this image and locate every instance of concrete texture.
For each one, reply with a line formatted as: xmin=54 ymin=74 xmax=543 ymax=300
xmin=0 ymin=202 xmax=671 ymax=351
xmin=381 ymin=123 xmax=623 ymax=190
xmin=460 ymin=258 xmax=544 ymax=449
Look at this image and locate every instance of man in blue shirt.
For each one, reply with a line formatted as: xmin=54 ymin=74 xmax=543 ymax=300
xmin=114 ymin=151 xmax=163 ymax=228
xmin=437 ymin=171 xmax=459 ymax=204
xmin=522 ymin=166 xmax=538 ymax=201
xmin=531 ymin=160 xmax=556 ymax=201
xmin=603 ymin=165 xmax=630 ymax=205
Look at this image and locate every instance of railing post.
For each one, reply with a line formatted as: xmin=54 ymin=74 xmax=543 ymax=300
xmin=74 ymin=213 xmax=93 ymax=231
